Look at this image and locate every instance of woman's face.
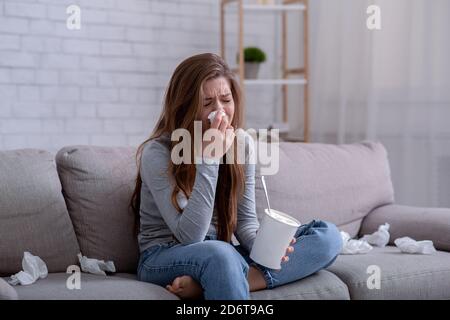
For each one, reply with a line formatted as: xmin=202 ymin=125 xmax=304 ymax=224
xmin=199 ymin=76 xmax=235 ymax=132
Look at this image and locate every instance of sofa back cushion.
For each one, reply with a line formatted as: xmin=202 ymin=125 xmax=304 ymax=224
xmin=0 ymin=149 xmax=80 ymax=276
xmin=255 ymin=141 xmax=395 ymax=237
xmin=56 ymin=146 xmax=139 ymax=273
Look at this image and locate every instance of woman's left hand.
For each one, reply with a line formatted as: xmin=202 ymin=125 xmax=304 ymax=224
xmin=281 ymin=238 xmax=296 ymax=263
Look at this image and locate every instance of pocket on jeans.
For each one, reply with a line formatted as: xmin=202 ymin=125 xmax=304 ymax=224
xmin=140 ymin=245 xmax=161 ymax=266
xmin=162 ymin=239 xmax=179 ymax=248
xmin=140 ymin=241 xmax=177 ymax=268
xmin=138 ymin=245 xmax=161 ymax=280
xmin=149 ymin=244 xmax=163 ymax=255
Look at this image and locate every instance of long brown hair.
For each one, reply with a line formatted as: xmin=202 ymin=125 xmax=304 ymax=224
xmin=129 ymin=53 xmax=245 ymax=243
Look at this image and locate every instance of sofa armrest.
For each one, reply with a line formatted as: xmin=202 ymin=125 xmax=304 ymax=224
xmin=0 ymin=278 xmax=18 ymax=300
xmin=360 ymin=204 xmax=450 ymax=252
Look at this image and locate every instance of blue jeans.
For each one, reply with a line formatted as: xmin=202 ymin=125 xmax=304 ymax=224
xmin=137 ymin=219 xmax=342 ymax=300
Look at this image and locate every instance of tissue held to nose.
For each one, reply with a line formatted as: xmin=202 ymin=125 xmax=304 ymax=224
xmin=208 ymin=110 xmax=227 ymax=124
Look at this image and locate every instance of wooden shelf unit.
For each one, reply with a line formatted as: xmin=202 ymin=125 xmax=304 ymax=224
xmin=220 ymin=0 xmax=310 ymax=142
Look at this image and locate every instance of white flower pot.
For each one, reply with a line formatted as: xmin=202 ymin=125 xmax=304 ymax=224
xmin=244 ymin=62 xmax=261 ymax=79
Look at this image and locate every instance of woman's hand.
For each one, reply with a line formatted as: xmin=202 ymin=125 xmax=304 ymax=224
xmin=202 ymin=111 xmax=235 ymax=159
xmin=276 ymin=238 xmax=296 ymax=271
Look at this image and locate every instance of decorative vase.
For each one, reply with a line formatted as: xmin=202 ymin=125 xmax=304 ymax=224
xmin=244 ymin=62 xmax=260 ymax=79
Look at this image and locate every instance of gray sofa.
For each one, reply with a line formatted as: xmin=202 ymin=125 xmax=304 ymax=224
xmin=1 ymin=141 xmax=449 ymax=300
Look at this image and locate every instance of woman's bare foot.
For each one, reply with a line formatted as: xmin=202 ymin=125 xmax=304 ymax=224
xmin=166 ymin=275 xmax=203 ymax=299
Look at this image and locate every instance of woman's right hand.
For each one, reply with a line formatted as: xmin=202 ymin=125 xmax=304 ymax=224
xmin=202 ymin=111 xmax=235 ymax=160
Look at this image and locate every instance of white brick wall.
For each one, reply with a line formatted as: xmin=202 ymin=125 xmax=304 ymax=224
xmin=0 ymin=0 xmax=277 ymax=154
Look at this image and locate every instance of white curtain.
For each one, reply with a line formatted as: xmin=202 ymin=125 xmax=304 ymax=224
xmin=309 ymin=0 xmax=450 ymax=207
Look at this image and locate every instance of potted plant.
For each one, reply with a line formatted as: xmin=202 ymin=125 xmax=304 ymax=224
xmin=241 ymin=47 xmax=267 ymax=79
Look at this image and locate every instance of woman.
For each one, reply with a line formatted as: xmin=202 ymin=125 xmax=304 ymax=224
xmin=130 ymin=53 xmax=342 ymax=300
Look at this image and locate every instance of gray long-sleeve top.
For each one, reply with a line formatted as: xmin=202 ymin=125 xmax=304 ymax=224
xmin=138 ymin=131 xmax=260 ymax=254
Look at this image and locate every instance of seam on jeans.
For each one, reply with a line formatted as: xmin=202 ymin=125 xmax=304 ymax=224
xmin=138 ymin=247 xmax=161 ymax=262
xmin=242 ymin=263 xmax=250 ymax=279
xmin=141 ymin=261 xmax=203 ymax=271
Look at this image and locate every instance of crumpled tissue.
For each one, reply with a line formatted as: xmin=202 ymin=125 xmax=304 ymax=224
xmin=176 ymin=190 xmax=188 ymax=210
xmin=341 ymin=222 xmax=437 ymax=255
xmin=361 ymin=223 xmax=390 ymax=247
xmin=340 ymin=231 xmax=373 ymax=255
xmin=77 ymin=253 xmax=116 ymax=276
xmin=394 ymin=237 xmax=437 ymax=255
xmin=8 ymin=252 xmax=48 ymax=286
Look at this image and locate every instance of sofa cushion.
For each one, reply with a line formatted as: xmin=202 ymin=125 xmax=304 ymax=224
xmin=0 ymin=149 xmax=80 ymax=276
xmin=326 ymin=246 xmax=450 ymax=299
xmin=360 ymin=204 xmax=450 ymax=252
xmin=0 ymin=278 xmax=18 ymax=300
xmin=4 ymin=273 xmax=178 ymax=300
xmin=55 ymin=146 xmax=139 ymax=273
xmin=255 ymin=141 xmax=394 ymax=237
xmin=250 ymin=270 xmax=350 ymax=300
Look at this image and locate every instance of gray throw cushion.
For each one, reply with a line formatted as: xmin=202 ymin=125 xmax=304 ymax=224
xmin=55 ymin=146 xmax=139 ymax=273
xmin=0 ymin=149 xmax=80 ymax=276
xmin=255 ymin=141 xmax=394 ymax=237
xmin=250 ymin=270 xmax=350 ymax=300
xmin=327 ymin=246 xmax=450 ymax=299
xmin=0 ymin=278 xmax=18 ymax=300
xmin=5 ymin=273 xmax=178 ymax=300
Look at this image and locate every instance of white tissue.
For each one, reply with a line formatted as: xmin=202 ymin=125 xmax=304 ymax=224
xmin=208 ymin=110 xmax=227 ymax=124
xmin=77 ymin=253 xmax=116 ymax=276
xmin=340 ymin=231 xmax=373 ymax=255
xmin=361 ymin=223 xmax=390 ymax=247
xmin=8 ymin=252 xmax=48 ymax=286
xmin=394 ymin=237 xmax=437 ymax=254
xmin=176 ymin=190 xmax=188 ymax=210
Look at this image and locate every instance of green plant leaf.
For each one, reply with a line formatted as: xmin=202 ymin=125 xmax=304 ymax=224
xmin=240 ymin=47 xmax=267 ymax=63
